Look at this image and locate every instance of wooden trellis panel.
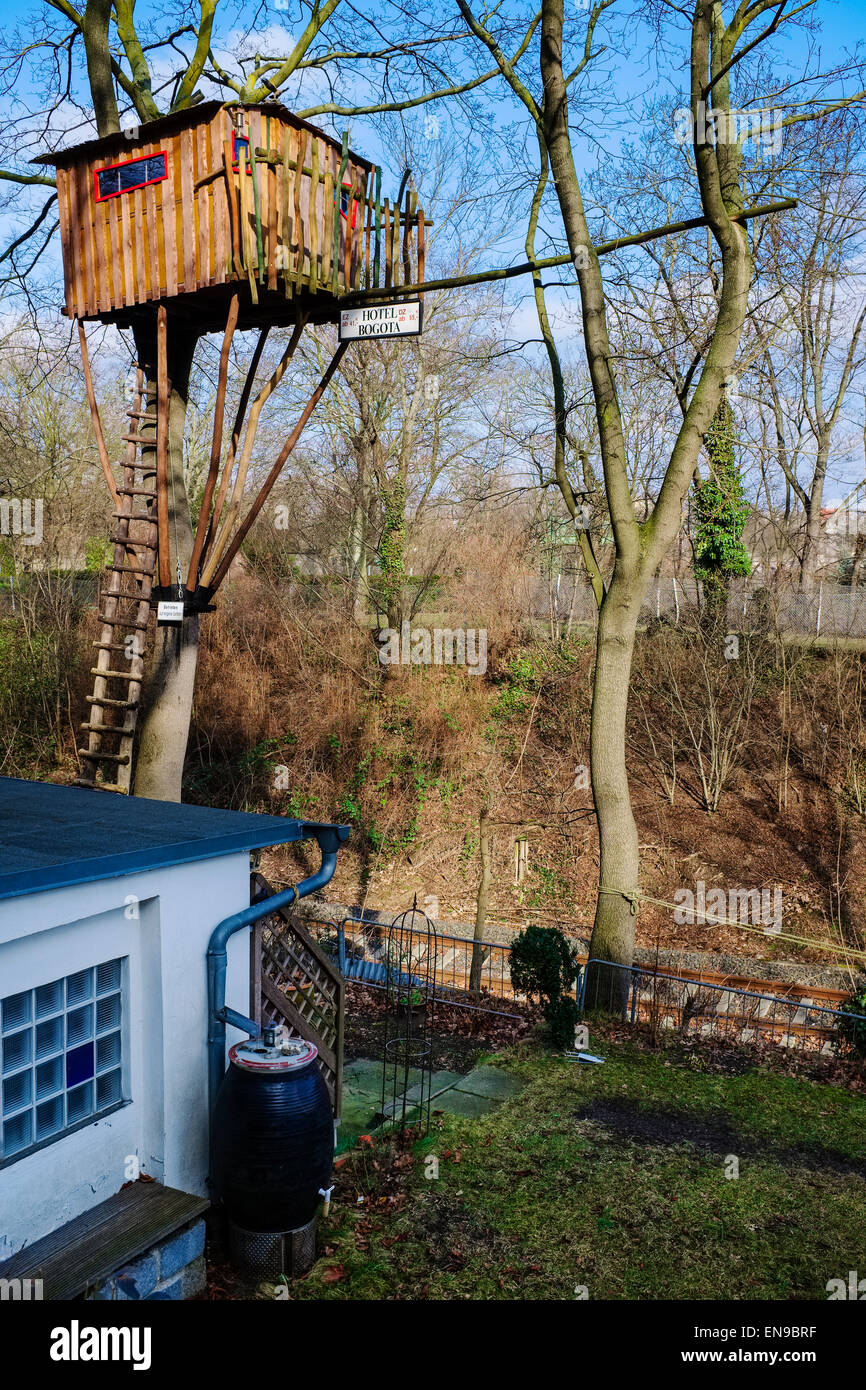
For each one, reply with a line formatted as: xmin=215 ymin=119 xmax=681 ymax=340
xmin=249 ymin=873 xmax=344 ymax=1118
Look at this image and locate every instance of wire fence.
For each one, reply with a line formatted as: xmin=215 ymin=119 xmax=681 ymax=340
xmin=530 ymin=576 xmax=866 ymax=639
xmin=303 ymin=912 xmax=866 ymax=1056
xmin=578 ymin=958 xmax=866 ymax=1056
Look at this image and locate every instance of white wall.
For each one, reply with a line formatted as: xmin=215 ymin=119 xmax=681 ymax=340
xmin=0 ymin=851 xmax=252 ymax=1258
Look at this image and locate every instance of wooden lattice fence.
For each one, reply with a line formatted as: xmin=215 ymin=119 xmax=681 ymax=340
xmin=249 ymin=873 xmax=344 ymax=1117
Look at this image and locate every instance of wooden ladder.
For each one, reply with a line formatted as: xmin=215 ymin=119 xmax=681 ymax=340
xmin=75 ymin=370 xmax=159 ymax=795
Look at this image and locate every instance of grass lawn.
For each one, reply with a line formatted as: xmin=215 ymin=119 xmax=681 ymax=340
xmin=286 ymin=1036 xmax=866 ymax=1301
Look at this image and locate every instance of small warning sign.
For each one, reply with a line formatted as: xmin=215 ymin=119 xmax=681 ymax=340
xmin=339 ymin=299 xmax=423 ymax=341
xmin=157 ymin=600 xmax=184 ymax=623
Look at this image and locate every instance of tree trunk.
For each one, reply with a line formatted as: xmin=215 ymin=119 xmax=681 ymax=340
xmin=800 ymin=445 xmax=829 ymax=588
xmin=131 ymin=314 xmax=201 ymax=801
xmin=586 ymin=578 xmax=640 ymax=1012
xmin=469 ymin=804 xmax=492 ymax=994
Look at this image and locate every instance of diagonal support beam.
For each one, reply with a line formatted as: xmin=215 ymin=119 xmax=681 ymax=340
xmin=207 ymin=340 xmax=349 ymax=594
xmin=201 ymin=325 xmax=270 ymax=572
xmin=187 ymin=292 xmax=239 ymax=590
xmin=200 ymin=313 xmax=307 ymax=587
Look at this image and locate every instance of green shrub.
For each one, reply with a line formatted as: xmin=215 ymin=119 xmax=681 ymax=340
xmin=510 ymin=924 xmax=578 ymax=1049
xmin=839 ymin=980 xmax=866 ymax=1056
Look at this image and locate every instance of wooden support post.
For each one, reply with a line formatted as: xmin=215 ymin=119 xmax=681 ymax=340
xmin=187 ymin=292 xmax=239 ymax=590
xmin=208 ymin=340 xmax=349 ymax=594
xmin=417 ymin=206 xmax=426 ymax=303
xmin=238 ymin=143 xmax=258 ymax=305
xmin=222 ymin=140 xmax=242 ymax=277
xmin=373 ymin=167 xmax=382 ymax=287
xmin=333 ymin=133 xmax=349 ymax=294
xmin=76 ymin=321 xmax=120 ymax=509
xmin=308 ymin=138 xmax=319 ymax=294
xmin=392 ymin=196 xmax=401 ymax=289
xmin=293 ymin=129 xmax=308 ymax=293
xmin=156 ymin=305 xmax=171 ymax=590
xmin=403 ymin=188 xmax=413 ymax=284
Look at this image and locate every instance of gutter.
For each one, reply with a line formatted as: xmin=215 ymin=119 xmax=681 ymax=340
xmin=206 ymin=820 xmax=349 ymax=1145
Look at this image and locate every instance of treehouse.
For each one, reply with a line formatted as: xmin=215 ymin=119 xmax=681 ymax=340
xmin=37 ymin=100 xmax=425 ymax=331
xmin=36 ymin=102 xmax=428 ymax=797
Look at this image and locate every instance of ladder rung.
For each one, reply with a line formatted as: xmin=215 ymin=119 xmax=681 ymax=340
xmin=116 ymin=486 xmax=156 ymax=497
xmin=90 ymin=667 xmax=139 ymax=680
xmin=96 ymin=616 xmax=150 ymax=632
xmin=91 ymin=641 xmax=140 ymax=652
xmin=127 ymin=411 xmax=157 ymax=420
xmin=80 ymin=722 xmax=129 ymax=734
xmin=77 ymin=750 xmax=130 ymax=764
xmin=73 ymin=778 xmax=128 ymax=794
xmin=86 ymin=696 xmax=138 ymax=709
xmin=113 ymin=565 xmax=154 ymax=577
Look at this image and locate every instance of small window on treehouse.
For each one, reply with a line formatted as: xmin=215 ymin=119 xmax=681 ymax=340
xmin=340 ymin=183 xmax=359 ymax=229
xmin=231 ymin=131 xmax=252 ymax=173
xmin=94 ymin=151 xmax=168 ymax=202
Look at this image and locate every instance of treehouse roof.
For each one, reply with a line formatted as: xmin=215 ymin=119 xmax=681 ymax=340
xmin=33 ymin=101 xmax=372 ymax=172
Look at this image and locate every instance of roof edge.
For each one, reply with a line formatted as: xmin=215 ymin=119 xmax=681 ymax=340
xmin=32 ymin=101 xmax=373 ymax=171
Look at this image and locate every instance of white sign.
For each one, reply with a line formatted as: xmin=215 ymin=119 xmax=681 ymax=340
xmin=157 ymin=600 xmax=184 ymax=623
xmin=339 ymin=299 xmax=423 ymax=341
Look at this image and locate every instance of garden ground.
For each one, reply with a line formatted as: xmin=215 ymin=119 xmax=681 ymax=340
xmin=204 ymin=1020 xmax=866 ymax=1301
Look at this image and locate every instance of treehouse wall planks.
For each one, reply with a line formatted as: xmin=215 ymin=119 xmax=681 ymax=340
xmin=44 ymin=101 xmax=421 ymax=329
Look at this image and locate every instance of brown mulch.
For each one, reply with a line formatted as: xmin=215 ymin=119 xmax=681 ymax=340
xmin=343 ymin=980 xmax=535 ymax=1073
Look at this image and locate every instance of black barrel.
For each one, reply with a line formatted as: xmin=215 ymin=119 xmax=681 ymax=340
xmin=212 ymin=1033 xmax=333 ymax=1233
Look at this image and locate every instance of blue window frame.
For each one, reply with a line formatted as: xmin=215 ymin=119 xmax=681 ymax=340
xmin=0 ymin=958 xmax=125 ymax=1163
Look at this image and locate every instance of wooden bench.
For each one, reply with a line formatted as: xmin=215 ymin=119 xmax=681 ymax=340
xmin=0 ymin=1181 xmax=209 ymax=1300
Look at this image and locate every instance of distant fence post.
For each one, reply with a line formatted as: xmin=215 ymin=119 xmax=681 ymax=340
xmin=816 ymin=581 xmax=823 ymax=636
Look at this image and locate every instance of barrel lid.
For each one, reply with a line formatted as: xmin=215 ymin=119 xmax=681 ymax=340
xmin=229 ymin=1035 xmax=318 ymax=1072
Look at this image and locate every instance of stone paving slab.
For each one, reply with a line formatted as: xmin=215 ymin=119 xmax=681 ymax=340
xmin=431 ymin=1089 xmax=496 ymax=1118
xmin=342 ymin=1058 xmax=386 ymax=1094
xmin=452 ymin=1066 xmax=524 ymax=1100
xmin=403 ymin=1070 xmax=465 ymax=1102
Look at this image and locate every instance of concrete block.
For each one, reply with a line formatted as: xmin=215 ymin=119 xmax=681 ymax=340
xmin=157 ymin=1219 xmax=205 ymax=1280
xmin=112 ymin=1251 xmax=159 ymax=1301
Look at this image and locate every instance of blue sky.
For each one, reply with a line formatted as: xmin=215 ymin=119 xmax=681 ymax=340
xmin=0 ymin=1 xmax=864 ymax=495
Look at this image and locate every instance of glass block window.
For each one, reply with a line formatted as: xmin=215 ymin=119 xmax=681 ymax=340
xmin=94 ymin=152 xmax=168 ymax=201
xmin=1 ymin=958 xmax=125 ymax=1163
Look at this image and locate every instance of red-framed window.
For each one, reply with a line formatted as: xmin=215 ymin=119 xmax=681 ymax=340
xmin=231 ymin=131 xmax=252 ymax=174
xmin=94 ymin=151 xmax=168 ymax=202
xmin=340 ymin=182 xmax=360 ymax=229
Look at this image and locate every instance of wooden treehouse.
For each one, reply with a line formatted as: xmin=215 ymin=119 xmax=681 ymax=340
xmin=37 ymin=101 xmax=427 ymax=794
xmin=44 ymin=100 xmax=425 ymax=327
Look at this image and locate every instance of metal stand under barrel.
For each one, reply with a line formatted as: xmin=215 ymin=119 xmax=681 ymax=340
xmin=380 ymin=900 xmax=437 ymax=1136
